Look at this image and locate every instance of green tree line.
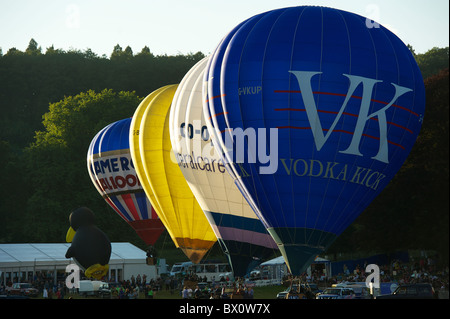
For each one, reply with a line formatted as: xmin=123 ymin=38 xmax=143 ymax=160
xmin=0 ymin=39 xmax=204 ymax=149
xmin=0 ymin=39 xmax=448 ymax=263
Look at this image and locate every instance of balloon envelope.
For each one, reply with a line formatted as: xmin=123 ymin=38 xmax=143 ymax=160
xmin=65 ymin=207 xmax=111 ymax=280
xmin=205 ymin=6 xmax=425 ymax=274
xmin=87 ymin=118 xmax=165 ymax=246
xmin=170 ymin=57 xmax=278 ymax=276
xmin=131 ymin=85 xmax=217 ymax=263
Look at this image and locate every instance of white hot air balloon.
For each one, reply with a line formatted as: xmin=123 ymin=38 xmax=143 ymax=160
xmin=169 ymin=57 xmax=278 ymax=277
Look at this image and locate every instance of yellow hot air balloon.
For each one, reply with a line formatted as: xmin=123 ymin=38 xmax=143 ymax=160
xmin=129 ymin=86 xmax=172 ymax=237
xmin=130 ymin=85 xmax=217 ymax=263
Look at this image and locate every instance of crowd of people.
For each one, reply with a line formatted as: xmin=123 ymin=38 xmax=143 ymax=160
xmin=1 ymin=256 xmax=448 ymax=299
xmin=0 ymin=271 xmax=174 ymax=299
xmin=105 ymin=273 xmax=255 ymax=299
xmin=181 ymin=283 xmax=254 ymax=299
xmin=108 ymin=274 xmax=168 ymax=299
xmin=289 ymin=256 xmax=449 ymax=297
xmin=180 ymin=275 xmax=255 ymax=299
xmin=0 ymin=270 xmax=67 ymax=299
xmin=375 ymin=259 xmax=443 ymax=287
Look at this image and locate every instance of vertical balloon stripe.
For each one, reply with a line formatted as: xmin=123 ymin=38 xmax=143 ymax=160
xmin=134 ymin=192 xmax=149 ymax=220
xmin=104 ymin=197 xmax=131 ymax=221
xmin=150 ymin=206 xmax=158 ymax=220
xmin=120 ymin=193 xmax=140 ymax=221
xmin=109 ymin=196 xmax=133 ymax=221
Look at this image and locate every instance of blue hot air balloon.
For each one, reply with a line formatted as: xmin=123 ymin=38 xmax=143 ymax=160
xmin=204 ymin=6 xmax=426 ymax=275
xmin=87 ymin=118 xmax=165 ymax=247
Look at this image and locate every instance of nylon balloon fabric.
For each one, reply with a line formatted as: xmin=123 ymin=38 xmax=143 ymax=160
xmin=204 ymin=6 xmax=425 ymax=275
xmin=131 ymin=85 xmax=217 ymax=263
xmin=170 ymin=57 xmax=278 ymax=277
xmin=87 ymin=118 xmax=165 ymax=246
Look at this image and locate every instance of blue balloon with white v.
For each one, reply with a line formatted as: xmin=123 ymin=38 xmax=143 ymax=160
xmin=205 ymin=6 xmax=425 ymax=275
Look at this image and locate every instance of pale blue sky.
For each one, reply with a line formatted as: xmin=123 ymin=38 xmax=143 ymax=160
xmin=1 ymin=0 xmax=448 ymax=56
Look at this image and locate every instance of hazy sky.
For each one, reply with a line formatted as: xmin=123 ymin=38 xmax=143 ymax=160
xmin=1 ymin=0 xmax=448 ymax=56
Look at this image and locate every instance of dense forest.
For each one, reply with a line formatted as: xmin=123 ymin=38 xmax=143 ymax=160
xmin=0 ymin=40 xmax=448 ymax=264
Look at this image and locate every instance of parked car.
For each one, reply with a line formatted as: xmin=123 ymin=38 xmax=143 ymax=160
xmin=277 ymin=283 xmax=320 ymax=299
xmin=7 ymin=283 xmax=38 ymax=297
xmin=98 ymin=282 xmax=112 ymax=298
xmin=316 ymin=287 xmax=356 ymax=299
xmin=332 ymin=281 xmax=371 ymax=298
xmin=375 ymin=283 xmax=436 ymax=299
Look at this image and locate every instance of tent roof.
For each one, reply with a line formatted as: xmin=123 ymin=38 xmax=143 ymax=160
xmin=0 ymin=243 xmax=146 ymax=264
xmin=261 ymin=255 xmax=330 ymax=266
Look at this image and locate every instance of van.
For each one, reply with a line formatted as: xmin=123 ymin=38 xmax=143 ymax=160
xmin=170 ymin=261 xmax=193 ymax=277
xmin=78 ymin=280 xmax=110 ymax=297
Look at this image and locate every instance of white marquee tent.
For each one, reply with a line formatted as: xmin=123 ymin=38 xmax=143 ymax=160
xmin=260 ymin=255 xmax=331 ymax=281
xmin=0 ymin=243 xmax=165 ymax=285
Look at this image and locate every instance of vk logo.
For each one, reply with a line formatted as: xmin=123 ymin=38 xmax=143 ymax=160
xmin=287 ymin=71 xmax=413 ymax=164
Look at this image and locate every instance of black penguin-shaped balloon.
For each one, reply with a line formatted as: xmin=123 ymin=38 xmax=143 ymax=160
xmin=65 ymin=207 xmax=111 ymax=279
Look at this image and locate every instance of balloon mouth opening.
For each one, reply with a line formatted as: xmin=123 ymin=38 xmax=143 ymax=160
xmin=180 ymin=248 xmax=206 ymax=264
xmin=176 ymin=238 xmax=216 ymax=264
xmin=267 ymin=227 xmax=337 ymax=275
xmin=128 ymin=219 xmax=165 ymax=246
